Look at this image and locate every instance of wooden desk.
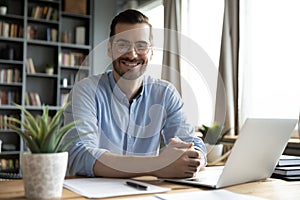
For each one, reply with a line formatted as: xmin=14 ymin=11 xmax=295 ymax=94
xmin=0 ymin=177 xmax=300 ymax=200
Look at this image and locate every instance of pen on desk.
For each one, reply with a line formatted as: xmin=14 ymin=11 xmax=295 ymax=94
xmin=125 ymin=181 xmax=149 ymax=190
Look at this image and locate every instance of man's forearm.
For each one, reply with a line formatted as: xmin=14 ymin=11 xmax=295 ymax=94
xmin=93 ymin=140 xmax=203 ymax=178
xmin=93 ymin=152 xmax=160 ymax=177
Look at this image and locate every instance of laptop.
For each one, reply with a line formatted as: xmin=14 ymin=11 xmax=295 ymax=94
xmin=164 ymin=118 xmax=298 ymax=188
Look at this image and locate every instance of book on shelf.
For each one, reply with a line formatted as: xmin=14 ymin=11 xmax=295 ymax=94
xmin=27 ymin=26 xmax=37 ymax=40
xmin=46 ymin=7 xmax=53 ymax=20
xmin=0 ymin=91 xmax=19 ymax=106
xmin=0 ymin=114 xmax=19 ymax=130
xmin=0 ymin=158 xmax=19 ymax=172
xmin=75 ymin=26 xmax=85 ymax=45
xmin=2 ymin=22 xmax=9 ymax=37
xmin=31 ymin=6 xmax=57 ymax=21
xmin=24 ymin=92 xmax=30 ymax=106
xmin=277 ymin=155 xmax=300 ymax=167
xmin=35 ymin=93 xmax=41 ymax=106
xmin=26 ymin=58 xmax=36 ymax=74
xmin=61 ymin=52 xmax=87 ymax=67
xmin=0 ymin=19 xmax=22 ymax=38
xmin=0 ymin=69 xmax=20 ymax=83
xmin=28 ymin=92 xmax=41 ymax=106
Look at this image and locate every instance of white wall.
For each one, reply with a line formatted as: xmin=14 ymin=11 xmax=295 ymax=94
xmin=92 ymin=0 xmax=117 ymax=75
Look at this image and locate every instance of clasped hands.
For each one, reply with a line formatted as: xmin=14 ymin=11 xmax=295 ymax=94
xmin=154 ymin=136 xmax=203 ymax=178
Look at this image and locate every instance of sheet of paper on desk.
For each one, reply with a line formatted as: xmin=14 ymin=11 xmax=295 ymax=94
xmin=155 ymin=190 xmax=267 ymax=200
xmin=63 ymin=178 xmax=170 ymax=198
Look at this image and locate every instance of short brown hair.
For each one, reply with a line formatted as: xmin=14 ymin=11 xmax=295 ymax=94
xmin=109 ymin=9 xmax=153 ymax=44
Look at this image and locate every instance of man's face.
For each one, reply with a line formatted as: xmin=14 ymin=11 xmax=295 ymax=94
xmin=108 ymin=23 xmax=153 ymax=80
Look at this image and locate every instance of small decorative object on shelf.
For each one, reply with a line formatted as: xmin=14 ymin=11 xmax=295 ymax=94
xmin=43 ymin=64 xmax=54 ymax=75
xmin=0 ymin=5 xmax=7 ymax=15
xmin=64 ymin=0 xmax=87 ymax=15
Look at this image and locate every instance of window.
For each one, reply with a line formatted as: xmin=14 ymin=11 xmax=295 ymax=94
xmin=139 ymin=2 xmax=164 ymax=79
xmin=141 ymin=0 xmax=224 ymax=127
xmin=240 ymin=0 xmax=300 ymax=136
xmin=181 ymin=0 xmax=224 ymax=126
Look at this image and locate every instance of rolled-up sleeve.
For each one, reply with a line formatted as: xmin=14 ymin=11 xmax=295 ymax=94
xmin=63 ymin=76 xmax=107 ymax=176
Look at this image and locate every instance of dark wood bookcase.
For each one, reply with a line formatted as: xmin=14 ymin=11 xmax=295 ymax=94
xmin=0 ymin=0 xmax=93 ymax=176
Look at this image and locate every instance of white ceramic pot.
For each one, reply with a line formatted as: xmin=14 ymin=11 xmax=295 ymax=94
xmin=0 ymin=6 xmax=7 ymax=15
xmin=205 ymin=143 xmax=224 ymax=163
xmin=21 ymin=152 xmax=68 ymax=199
xmin=45 ymin=67 xmax=54 ymax=75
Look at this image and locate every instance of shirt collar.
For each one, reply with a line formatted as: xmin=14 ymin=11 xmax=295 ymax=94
xmin=108 ymin=71 xmax=146 ymax=104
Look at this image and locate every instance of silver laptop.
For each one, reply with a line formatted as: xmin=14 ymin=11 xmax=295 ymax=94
xmin=165 ymin=118 xmax=297 ymax=188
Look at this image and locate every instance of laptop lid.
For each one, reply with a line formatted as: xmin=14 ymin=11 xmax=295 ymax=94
xmin=164 ymin=118 xmax=297 ymax=188
xmin=216 ymin=118 xmax=297 ymax=188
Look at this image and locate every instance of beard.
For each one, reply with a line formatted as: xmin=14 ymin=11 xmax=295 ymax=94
xmin=112 ymin=57 xmax=147 ymax=80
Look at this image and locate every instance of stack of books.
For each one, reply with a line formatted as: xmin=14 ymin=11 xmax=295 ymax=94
xmin=272 ymin=155 xmax=300 ymax=181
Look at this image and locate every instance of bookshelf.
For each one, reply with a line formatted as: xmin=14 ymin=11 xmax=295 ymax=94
xmin=0 ymin=0 xmax=93 ymax=176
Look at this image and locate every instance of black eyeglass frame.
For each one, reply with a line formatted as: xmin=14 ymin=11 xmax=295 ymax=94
xmin=112 ymin=39 xmax=152 ymax=55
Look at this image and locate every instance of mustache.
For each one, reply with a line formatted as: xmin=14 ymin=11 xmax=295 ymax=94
xmin=120 ymin=58 xmax=143 ymax=63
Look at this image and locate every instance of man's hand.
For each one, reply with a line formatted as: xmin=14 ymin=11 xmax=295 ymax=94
xmin=153 ymin=137 xmax=202 ymax=178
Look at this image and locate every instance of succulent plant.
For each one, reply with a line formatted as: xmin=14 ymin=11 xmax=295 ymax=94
xmin=6 ymin=102 xmax=82 ymax=153
xmin=198 ymin=122 xmax=230 ymax=145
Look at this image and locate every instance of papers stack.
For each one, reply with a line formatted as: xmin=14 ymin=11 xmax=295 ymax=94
xmin=272 ymin=155 xmax=300 ymax=181
xmin=64 ymin=178 xmax=170 ymax=198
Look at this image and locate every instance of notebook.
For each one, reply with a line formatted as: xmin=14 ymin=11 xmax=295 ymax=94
xmin=164 ymin=118 xmax=297 ymax=188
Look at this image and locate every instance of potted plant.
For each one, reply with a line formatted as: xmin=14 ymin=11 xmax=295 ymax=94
xmin=198 ymin=122 xmax=230 ymax=163
xmin=6 ymin=103 xmax=82 ymax=199
xmin=0 ymin=2 xmax=7 ymax=15
xmin=44 ymin=64 xmax=54 ymax=75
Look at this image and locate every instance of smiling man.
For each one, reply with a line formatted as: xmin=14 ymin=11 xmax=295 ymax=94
xmin=64 ymin=9 xmax=207 ymax=178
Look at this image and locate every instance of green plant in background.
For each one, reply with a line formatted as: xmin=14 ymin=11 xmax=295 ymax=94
xmin=198 ymin=121 xmax=230 ymax=145
xmin=43 ymin=63 xmax=54 ymax=69
xmin=6 ymin=102 xmax=83 ymax=153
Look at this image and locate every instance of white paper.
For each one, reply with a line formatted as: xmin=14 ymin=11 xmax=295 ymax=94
xmin=63 ymin=178 xmax=170 ymax=198
xmin=156 ymin=190 xmax=267 ymax=200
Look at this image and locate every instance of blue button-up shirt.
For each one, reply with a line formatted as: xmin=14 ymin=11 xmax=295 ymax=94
xmin=64 ymin=71 xmax=206 ymax=176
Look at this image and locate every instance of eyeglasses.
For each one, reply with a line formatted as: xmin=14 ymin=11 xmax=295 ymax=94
xmin=113 ymin=40 xmax=151 ymax=55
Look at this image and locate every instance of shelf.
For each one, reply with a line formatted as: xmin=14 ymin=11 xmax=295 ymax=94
xmin=27 ymin=39 xmax=59 ymax=46
xmin=0 ymin=82 xmax=23 ymax=87
xmin=61 ymin=65 xmax=89 ymax=70
xmin=0 ymin=0 xmax=93 ymax=175
xmin=28 ymin=0 xmax=60 ymax=6
xmin=61 ymin=12 xmax=91 ymax=19
xmin=0 ymin=151 xmax=20 ymax=156
xmin=0 ymin=37 xmax=24 ymax=43
xmin=25 ymin=105 xmax=61 ymax=111
xmin=60 ymin=43 xmax=91 ymax=50
xmin=0 ymin=105 xmax=21 ymax=110
xmin=0 ymin=14 xmax=24 ymax=20
xmin=27 ymin=17 xmax=59 ymax=25
xmin=26 ymin=72 xmax=58 ymax=79
xmin=0 ymin=59 xmax=23 ymax=65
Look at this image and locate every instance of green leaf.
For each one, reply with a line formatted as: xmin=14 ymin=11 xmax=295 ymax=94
xmin=13 ymin=104 xmax=39 ymax=138
xmin=5 ymin=102 xmax=87 ymax=154
xmin=6 ymin=122 xmax=40 ymax=153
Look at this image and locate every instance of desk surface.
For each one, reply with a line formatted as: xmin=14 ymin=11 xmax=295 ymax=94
xmin=0 ymin=177 xmax=300 ymax=200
